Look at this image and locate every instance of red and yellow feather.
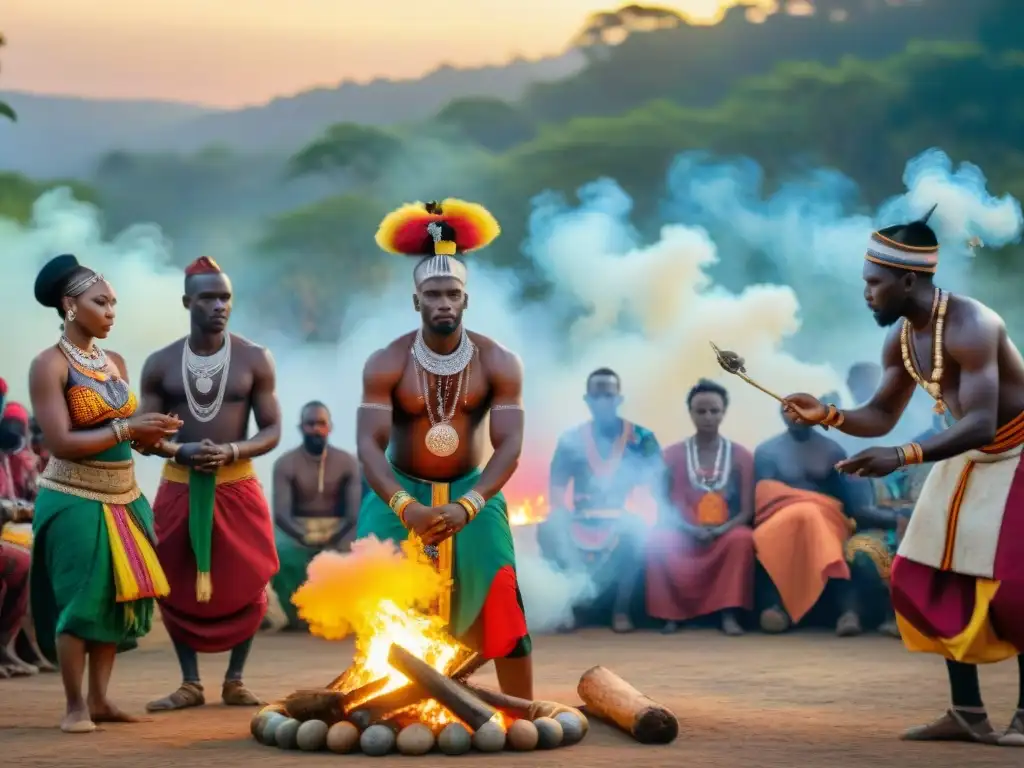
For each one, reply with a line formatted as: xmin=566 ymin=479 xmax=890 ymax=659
xmin=375 ymin=198 xmax=500 ymax=256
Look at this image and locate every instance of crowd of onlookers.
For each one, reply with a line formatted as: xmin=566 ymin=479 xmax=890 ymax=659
xmin=0 ymin=377 xmax=55 ymax=677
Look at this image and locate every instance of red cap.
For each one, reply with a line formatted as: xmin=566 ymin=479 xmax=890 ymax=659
xmin=184 ymin=256 xmax=223 ymax=276
xmin=3 ymin=402 xmax=29 ymax=424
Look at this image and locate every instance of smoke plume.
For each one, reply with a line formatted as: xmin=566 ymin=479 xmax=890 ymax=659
xmin=2 ymin=148 xmax=1021 ymax=632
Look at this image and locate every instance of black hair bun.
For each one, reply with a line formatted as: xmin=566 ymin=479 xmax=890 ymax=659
xmin=34 ymin=254 xmax=81 ymax=309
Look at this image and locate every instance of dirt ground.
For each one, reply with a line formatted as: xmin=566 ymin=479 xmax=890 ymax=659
xmin=2 ymin=625 xmax=1022 ymax=768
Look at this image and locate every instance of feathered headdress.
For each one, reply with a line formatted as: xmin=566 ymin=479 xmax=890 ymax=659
xmin=375 ymin=199 xmax=500 ymax=286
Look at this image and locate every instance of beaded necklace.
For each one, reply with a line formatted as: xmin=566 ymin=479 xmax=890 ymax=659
xmin=900 ymin=289 xmax=949 ymax=414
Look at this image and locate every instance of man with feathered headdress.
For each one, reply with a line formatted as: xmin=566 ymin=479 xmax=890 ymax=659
xmin=778 ymin=206 xmax=1024 ymax=746
xmin=137 ymin=256 xmax=281 ymax=713
xmin=353 ymin=198 xmax=533 ymax=698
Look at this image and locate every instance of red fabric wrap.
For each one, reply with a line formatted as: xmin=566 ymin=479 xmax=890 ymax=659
xmin=0 ymin=543 xmax=30 ymax=636
xmin=478 ymin=565 xmax=528 ymax=660
xmin=152 ymin=476 xmax=279 ymax=653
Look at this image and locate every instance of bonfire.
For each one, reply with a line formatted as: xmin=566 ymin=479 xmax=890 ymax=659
xmin=250 ymin=537 xmax=596 ymax=756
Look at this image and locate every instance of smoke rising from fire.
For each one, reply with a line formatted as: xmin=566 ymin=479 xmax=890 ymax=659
xmin=2 ymin=148 xmax=1020 ymax=632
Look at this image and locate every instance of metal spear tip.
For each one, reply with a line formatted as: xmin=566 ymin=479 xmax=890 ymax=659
xmin=709 ymin=342 xmax=746 ymax=374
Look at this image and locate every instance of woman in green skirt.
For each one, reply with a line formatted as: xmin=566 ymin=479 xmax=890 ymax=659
xmin=29 ymin=254 xmax=182 ymax=733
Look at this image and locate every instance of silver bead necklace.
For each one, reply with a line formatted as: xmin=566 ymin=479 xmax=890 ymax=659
xmin=412 ymin=326 xmax=474 ymax=376
xmin=181 ymin=334 xmax=232 ymax=422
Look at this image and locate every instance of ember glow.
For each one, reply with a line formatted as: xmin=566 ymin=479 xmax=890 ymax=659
xmin=508 ymin=494 xmax=549 ymax=526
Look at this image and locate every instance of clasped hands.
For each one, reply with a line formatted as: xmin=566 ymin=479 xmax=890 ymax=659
xmin=403 ymin=502 xmax=470 ymax=545
xmin=175 ymin=438 xmax=238 ymax=473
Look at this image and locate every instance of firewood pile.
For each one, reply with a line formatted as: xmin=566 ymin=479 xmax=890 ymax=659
xmin=250 ymin=644 xmax=678 ymax=756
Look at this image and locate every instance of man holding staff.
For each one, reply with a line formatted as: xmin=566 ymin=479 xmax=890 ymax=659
xmin=719 ymin=208 xmax=1024 ymax=746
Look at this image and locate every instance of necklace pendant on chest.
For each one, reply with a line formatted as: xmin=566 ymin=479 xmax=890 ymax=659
xmin=195 ymin=376 xmax=214 ymax=395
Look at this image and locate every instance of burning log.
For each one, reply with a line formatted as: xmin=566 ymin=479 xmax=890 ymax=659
xmin=388 ymin=643 xmax=499 ymax=731
xmin=340 ymin=677 xmax=392 ymax=712
xmin=358 ymin=683 xmax=431 ymax=721
xmin=281 ymin=689 xmax=347 ymax=724
xmin=460 ymin=682 xmax=589 ymax=735
xmin=577 ymin=666 xmax=678 ymax=744
xmin=451 ymin=651 xmax=489 ymax=681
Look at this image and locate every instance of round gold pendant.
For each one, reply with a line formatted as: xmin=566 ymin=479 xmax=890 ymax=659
xmin=424 ymin=424 xmax=460 ymax=457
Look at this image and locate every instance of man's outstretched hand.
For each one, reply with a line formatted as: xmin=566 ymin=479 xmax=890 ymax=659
xmin=835 ymin=447 xmax=902 ymax=478
xmin=781 ymin=393 xmax=828 ymax=425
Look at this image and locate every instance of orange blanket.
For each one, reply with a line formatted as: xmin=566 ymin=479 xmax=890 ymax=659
xmin=753 ymin=479 xmax=853 ymax=622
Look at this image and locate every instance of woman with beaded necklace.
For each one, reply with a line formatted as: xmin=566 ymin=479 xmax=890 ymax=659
xmin=28 ymin=254 xmax=181 ymax=733
xmin=646 ymin=379 xmax=756 ymax=636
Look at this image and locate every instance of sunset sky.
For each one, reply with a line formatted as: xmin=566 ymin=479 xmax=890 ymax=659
xmin=3 ymin=0 xmax=776 ymax=107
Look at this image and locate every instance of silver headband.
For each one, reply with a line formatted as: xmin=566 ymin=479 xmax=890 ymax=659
xmin=64 ymin=271 xmax=103 ymax=297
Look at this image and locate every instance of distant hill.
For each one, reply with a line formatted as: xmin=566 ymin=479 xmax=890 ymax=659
xmin=0 ymin=52 xmax=586 ymax=178
xmin=0 ymin=93 xmax=218 ymax=177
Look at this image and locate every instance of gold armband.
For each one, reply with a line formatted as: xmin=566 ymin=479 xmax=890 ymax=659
xmin=898 ymin=442 xmax=923 ymax=466
xmin=820 ymin=404 xmax=845 ymax=429
xmin=389 ymin=490 xmax=415 ymax=526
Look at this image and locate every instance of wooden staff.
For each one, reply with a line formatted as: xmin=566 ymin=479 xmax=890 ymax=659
xmin=388 ymin=643 xmax=498 ymax=731
xmin=709 ymin=342 xmax=784 ymax=404
xmin=577 ymin=666 xmax=678 ymax=744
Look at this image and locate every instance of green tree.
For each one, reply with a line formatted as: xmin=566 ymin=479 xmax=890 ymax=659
xmin=0 ymin=172 xmax=99 ymax=223
xmin=287 ymin=123 xmax=403 ymax=183
xmin=0 ymin=33 xmax=16 ymax=122
xmin=433 ymin=96 xmax=537 ymax=152
xmin=254 ymin=194 xmax=394 ymax=340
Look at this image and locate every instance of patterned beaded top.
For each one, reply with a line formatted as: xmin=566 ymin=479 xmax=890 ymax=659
xmin=60 ymin=342 xmax=137 ymax=428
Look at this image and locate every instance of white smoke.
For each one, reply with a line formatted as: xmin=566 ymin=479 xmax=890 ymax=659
xmin=2 ymin=148 xmax=1021 ymax=632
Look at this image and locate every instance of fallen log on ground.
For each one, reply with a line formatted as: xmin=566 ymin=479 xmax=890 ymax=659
xmin=577 ymin=666 xmax=678 ymax=744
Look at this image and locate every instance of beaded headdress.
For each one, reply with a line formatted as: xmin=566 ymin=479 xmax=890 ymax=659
xmin=375 ymin=199 xmax=501 ymax=287
xmin=865 ymin=204 xmax=939 ymax=274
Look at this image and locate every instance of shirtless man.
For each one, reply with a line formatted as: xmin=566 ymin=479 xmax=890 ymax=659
xmin=753 ymin=407 xmax=853 ymax=632
xmin=270 ymin=401 xmax=361 ymax=629
xmin=780 ymin=208 xmax=1024 ymax=745
xmin=356 ymin=199 xmax=532 ymax=699
xmin=139 ymin=256 xmax=281 ymax=712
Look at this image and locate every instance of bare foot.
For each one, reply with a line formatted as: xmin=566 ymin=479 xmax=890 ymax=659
xmin=60 ymin=704 xmax=96 ymax=734
xmin=759 ymin=607 xmax=790 ymax=634
xmin=835 ymin=610 xmax=863 ymax=637
xmin=89 ymin=698 xmax=143 ymax=723
xmin=146 ymin=682 xmax=205 ymax=712
xmin=222 ymin=680 xmax=263 ymax=706
xmin=611 ymin=614 xmax=634 ymax=634
xmin=721 ymin=612 xmax=744 ymax=637
xmin=0 ymin=646 xmax=38 ymax=676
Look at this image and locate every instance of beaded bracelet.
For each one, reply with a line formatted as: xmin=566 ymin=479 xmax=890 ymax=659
xmin=110 ymin=418 xmax=130 ymax=443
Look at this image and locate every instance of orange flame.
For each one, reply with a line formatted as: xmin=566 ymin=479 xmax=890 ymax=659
xmin=292 ymin=537 xmax=508 ymax=731
xmin=507 ymin=494 xmax=549 ymax=526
